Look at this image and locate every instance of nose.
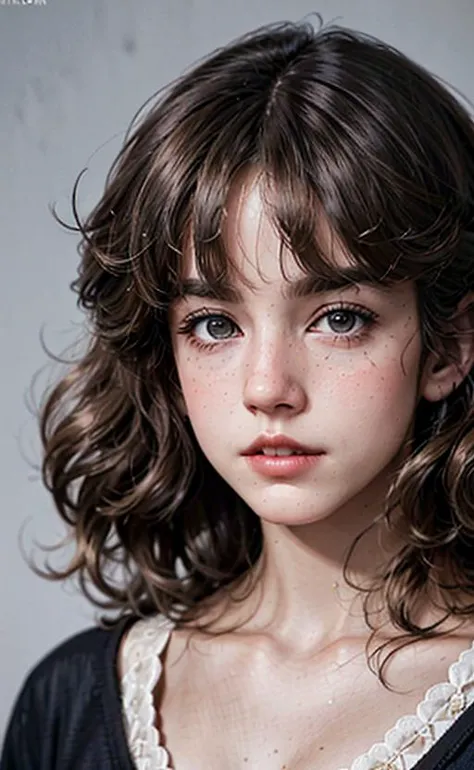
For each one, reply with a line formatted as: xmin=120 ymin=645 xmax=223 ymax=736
xmin=243 ymin=335 xmax=308 ymax=416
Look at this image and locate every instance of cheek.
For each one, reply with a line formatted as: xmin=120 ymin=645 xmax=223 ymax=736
xmin=178 ymin=361 xmax=235 ymax=419
xmin=321 ymin=356 xmax=419 ymax=436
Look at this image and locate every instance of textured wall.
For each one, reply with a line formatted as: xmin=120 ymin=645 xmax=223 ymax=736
xmin=1 ymin=0 xmax=473 ymax=738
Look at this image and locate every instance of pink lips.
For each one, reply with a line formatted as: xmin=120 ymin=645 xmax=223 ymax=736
xmin=242 ymin=434 xmax=319 ymax=456
xmin=241 ymin=434 xmax=325 ymax=479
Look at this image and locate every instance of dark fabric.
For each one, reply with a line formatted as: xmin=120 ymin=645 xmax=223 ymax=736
xmin=2 ymin=620 xmax=474 ymax=770
xmin=0 ymin=617 xmax=136 ymax=770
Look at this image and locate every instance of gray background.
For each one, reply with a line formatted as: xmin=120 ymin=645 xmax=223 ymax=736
xmin=1 ymin=0 xmax=473 ymax=740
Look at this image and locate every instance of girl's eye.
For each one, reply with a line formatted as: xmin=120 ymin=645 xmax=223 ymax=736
xmin=312 ymin=309 xmax=367 ymax=336
xmin=193 ymin=315 xmax=237 ymax=341
xmin=177 ymin=313 xmax=239 ymax=349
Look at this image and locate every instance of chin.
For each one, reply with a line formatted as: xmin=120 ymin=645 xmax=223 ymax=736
xmin=259 ymin=514 xmax=327 ymax=528
xmin=245 ymin=496 xmax=337 ymax=528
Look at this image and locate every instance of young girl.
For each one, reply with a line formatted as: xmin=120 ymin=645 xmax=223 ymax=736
xmin=3 ymin=17 xmax=474 ymax=770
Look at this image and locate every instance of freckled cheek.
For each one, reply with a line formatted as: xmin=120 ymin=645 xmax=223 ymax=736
xmin=177 ymin=359 xmax=237 ymax=415
xmin=318 ymin=359 xmax=418 ymax=419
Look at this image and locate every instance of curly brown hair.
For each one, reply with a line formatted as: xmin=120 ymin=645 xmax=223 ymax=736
xmin=38 ymin=19 xmax=474 ymax=677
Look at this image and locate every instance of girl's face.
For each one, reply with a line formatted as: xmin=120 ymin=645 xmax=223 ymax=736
xmin=170 ymin=172 xmax=423 ymax=526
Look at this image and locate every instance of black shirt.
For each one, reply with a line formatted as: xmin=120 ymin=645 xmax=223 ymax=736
xmin=3 ymin=617 xmax=474 ymax=769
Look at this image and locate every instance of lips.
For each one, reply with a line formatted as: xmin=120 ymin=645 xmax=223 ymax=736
xmin=241 ymin=434 xmax=322 ymax=456
xmin=242 ymin=435 xmax=324 ymax=479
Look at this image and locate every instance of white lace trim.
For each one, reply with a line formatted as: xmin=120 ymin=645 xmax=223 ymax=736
xmin=120 ymin=615 xmax=175 ymax=770
xmin=120 ymin=615 xmax=474 ymax=770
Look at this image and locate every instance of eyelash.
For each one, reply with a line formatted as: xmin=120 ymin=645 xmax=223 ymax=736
xmin=176 ymin=302 xmax=379 ymax=353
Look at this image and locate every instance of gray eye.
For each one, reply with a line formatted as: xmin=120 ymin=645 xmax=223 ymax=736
xmin=326 ymin=311 xmax=357 ymax=333
xmin=195 ymin=316 xmax=235 ymax=340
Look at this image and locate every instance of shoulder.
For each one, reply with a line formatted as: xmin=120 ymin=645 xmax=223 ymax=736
xmin=19 ymin=615 xmax=138 ymax=716
xmin=24 ymin=618 xmax=129 ymax=694
xmin=1 ymin=616 xmax=136 ymax=770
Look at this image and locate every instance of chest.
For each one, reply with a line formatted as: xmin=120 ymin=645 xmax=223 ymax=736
xmin=155 ymin=640 xmax=463 ymax=770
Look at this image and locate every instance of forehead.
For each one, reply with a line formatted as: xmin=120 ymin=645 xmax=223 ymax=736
xmin=182 ymin=169 xmax=354 ymax=292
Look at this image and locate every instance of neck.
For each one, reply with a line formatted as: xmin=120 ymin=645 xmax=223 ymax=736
xmin=204 ymin=483 xmax=404 ymax=652
xmin=253 ymin=509 xmax=391 ymax=649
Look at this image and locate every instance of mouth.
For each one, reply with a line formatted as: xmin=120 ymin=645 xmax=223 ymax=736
xmin=241 ymin=434 xmax=323 ymax=457
xmin=253 ymin=448 xmax=306 ymax=456
xmin=242 ymin=447 xmax=324 ymax=479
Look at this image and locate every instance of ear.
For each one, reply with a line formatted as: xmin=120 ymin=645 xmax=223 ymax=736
xmin=420 ymin=292 xmax=474 ymax=402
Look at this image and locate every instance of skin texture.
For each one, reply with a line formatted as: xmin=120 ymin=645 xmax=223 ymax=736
xmin=151 ymin=170 xmax=474 ymax=770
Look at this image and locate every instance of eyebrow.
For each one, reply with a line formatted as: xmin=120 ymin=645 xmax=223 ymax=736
xmin=175 ymin=266 xmax=387 ymax=303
